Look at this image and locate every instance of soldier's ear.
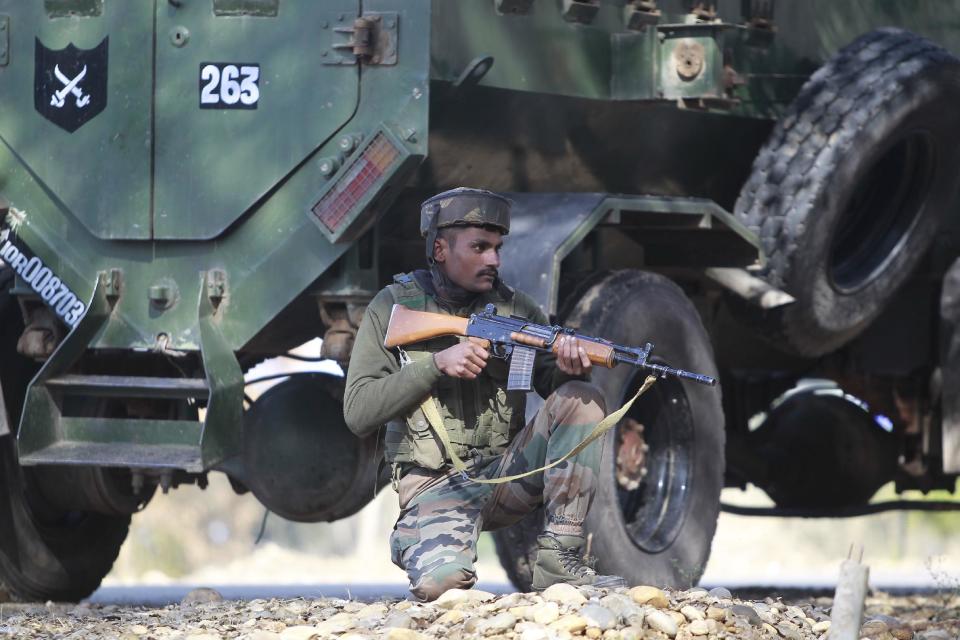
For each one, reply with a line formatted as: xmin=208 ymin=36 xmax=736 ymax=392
xmin=433 ymin=237 xmax=447 ymax=263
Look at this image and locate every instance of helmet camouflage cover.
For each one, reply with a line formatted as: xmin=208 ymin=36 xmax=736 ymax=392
xmin=420 ymin=187 xmax=511 ymax=263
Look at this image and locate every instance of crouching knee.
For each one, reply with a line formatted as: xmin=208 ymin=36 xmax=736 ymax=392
xmin=410 ymin=565 xmax=477 ymax=602
xmin=553 ymin=380 xmax=607 ymax=420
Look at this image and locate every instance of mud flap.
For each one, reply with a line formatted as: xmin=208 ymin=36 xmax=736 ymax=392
xmin=497 ymin=193 xmax=607 ymax=317
xmin=940 ymin=257 xmax=960 ymax=473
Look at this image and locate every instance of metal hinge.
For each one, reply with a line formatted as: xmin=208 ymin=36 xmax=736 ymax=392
xmin=624 ymin=0 xmax=660 ymax=30
xmin=326 ymin=12 xmax=398 ymax=66
xmin=742 ymin=0 xmax=775 ymax=46
xmin=743 ymin=0 xmax=775 ymax=30
xmin=688 ymin=1 xmax=717 ymax=22
xmin=562 ymin=0 xmax=600 ymax=24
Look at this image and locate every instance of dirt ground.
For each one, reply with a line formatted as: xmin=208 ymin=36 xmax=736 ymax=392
xmin=89 ymin=370 xmax=959 ymax=640
xmin=0 ymin=584 xmax=955 ymax=639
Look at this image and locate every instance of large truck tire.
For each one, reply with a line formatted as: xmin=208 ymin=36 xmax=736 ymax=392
xmin=0 ymin=268 xmax=130 ymax=602
xmin=734 ymin=28 xmax=960 ymax=357
xmin=494 ymin=270 xmax=724 ymax=589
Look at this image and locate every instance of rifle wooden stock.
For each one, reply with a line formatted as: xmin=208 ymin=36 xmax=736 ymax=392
xmin=384 ymin=305 xmax=469 ymax=348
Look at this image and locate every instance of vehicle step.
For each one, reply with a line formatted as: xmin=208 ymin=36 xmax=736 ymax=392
xmin=18 ymin=441 xmax=203 ymax=472
xmin=45 ymin=374 xmax=209 ymax=399
xmin=18 ymin=416 xmax=205 ymax=470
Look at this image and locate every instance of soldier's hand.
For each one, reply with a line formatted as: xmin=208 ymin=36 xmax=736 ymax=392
xmin=556 ymin=335 xmax=592 ymax=376
xmin=434 ymin=340 xmax=490 ymax=379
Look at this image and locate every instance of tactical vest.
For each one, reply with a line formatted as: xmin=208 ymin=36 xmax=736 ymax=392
xmin=383 ymin=272 xmax=527 ymax=470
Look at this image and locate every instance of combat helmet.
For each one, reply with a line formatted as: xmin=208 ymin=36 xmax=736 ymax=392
xmin=420 ymin=187 xmax=511 ymax=263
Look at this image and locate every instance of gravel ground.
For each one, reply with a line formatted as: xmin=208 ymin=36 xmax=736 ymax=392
xmin=0 ymin=584 xmax=956 ymax=640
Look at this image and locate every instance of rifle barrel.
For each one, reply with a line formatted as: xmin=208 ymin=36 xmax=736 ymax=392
xmin=643 ymin=362 xmax=716 ymax=386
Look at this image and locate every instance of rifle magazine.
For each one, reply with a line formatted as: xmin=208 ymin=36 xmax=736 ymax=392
xmin=507 ymin=345 xmax=536 ymax=391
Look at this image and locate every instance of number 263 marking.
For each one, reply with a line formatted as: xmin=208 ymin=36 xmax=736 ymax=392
xmin=200 ymin=63 xmax=260 ymax=109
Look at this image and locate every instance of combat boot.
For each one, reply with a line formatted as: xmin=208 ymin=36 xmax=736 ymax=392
xmin=531 ymin=533 xmax=627 ymax=590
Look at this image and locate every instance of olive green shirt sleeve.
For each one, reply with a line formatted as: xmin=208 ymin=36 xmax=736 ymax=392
xmin=515 ymin=292 xmax=590 ymax=399
xmin=343 ymin=288 xmax=443 ymax=438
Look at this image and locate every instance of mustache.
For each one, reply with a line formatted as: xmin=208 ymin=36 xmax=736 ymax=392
xmin=478 ymin=268 xmax=499 ymax=279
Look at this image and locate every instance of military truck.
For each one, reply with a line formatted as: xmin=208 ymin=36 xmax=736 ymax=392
xmin=2 ymin=0 xmax=960 ymax=601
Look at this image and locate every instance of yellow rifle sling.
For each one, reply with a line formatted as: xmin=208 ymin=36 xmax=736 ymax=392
xmin=418 ymin=374 xmax=658 ymax=484
xmin=418 ymin=395 xmax=472 ymax=475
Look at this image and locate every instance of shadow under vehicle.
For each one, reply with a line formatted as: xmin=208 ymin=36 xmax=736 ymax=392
xmin=1 ymin=0 xmax=960 ymax=600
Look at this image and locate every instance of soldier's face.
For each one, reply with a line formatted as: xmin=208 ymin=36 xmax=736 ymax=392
xmin=434 ymin=226 xmax=503 ymax=293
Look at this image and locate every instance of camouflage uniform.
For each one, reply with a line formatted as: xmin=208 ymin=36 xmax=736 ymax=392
xmin=343 ymin=188 xmax=613 ymax=601
xmin=391 ymin=379 xmax=605 ymax=601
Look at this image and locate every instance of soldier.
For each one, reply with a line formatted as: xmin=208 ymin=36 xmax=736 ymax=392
xmin=344 ymin=187 xmax=625 ymax=601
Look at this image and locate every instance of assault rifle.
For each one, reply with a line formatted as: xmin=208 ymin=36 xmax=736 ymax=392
xmin=384 ymin=303 xmax=716 ymax=391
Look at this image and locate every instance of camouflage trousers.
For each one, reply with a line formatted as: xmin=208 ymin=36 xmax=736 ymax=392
xmin=389 ymin=380 xmax=607 ymax=601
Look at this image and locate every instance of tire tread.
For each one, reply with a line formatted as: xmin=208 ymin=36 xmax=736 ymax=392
xmin=734 ymin=29 xmax=960 ymax=354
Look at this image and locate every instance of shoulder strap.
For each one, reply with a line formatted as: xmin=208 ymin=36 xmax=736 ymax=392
xmin=495 ymin=279 xmax=515 ymax=302
xmin=389 ymin=272 xmax=428 ymax=311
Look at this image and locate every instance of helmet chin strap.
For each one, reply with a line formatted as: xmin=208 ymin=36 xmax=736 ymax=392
xmin=425 ymin=231 xmax=438 ymax=266
xmin=424 ymin=203 xmax=441 ymax=266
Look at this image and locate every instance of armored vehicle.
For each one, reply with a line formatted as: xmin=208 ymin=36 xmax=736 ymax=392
xmin=2 ymin=0 xmax=960 ymax=600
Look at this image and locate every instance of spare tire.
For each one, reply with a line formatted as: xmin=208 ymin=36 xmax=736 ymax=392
xmin=735 ymin=28 xmax=960 ymax=357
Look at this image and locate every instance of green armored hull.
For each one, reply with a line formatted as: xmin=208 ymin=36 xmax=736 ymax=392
xmin=1 ymin=0 xmax=959 ymax=600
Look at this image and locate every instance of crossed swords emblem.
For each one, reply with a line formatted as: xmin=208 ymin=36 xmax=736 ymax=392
xmin=50 ymin=64 xmax=91 ymax=109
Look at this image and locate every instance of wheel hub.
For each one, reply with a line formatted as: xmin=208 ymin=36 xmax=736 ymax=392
xmin=616 ymin=418 xmax=648 ymax=491
xmin=615 ymin=370 xmax=695 ymax=554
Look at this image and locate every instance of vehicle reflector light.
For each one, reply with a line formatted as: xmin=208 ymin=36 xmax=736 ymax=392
xmin=312 ymin=133 xmax=400 ymax=233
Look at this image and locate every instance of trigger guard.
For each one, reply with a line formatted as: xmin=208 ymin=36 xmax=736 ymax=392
xmin=492 ymin=343 xmax=512 ymax=359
